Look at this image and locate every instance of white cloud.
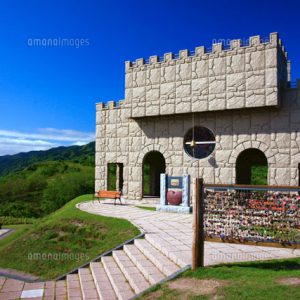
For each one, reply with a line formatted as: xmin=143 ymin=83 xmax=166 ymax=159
xmin=38 ymin=128 xmax=94 ymax=139
xmin=0 ymin=128 xmax=94 ymax=143
xmin=0 ymin=137 xmax=57 ymax=146
xmin=0 ymin=128 xmax=95 ymax=156
xmin=72 ymin=141 xmax=89 ymax=146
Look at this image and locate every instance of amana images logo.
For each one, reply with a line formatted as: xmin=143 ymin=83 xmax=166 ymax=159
xmin=27 ymin=37 xmax=90 ymax=48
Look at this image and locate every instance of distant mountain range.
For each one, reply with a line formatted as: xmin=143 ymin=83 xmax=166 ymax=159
xmin=0 ymin=142 xmax=95 ymax=177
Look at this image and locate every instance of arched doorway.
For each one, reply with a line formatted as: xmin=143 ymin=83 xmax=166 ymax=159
xmin=143 ymin=151 xmax=166 ymax=197
xmin=236 ymin=148 xmax=268 ymax=185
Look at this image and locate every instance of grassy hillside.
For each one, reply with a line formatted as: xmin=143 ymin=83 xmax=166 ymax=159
xmin=0 ymin=160 xmax=94 ymax=218
xmin=0 ymin=194 xmax=139 ymax=279
xmin=0 ymin=141 xmax=95 ymax=177
xmin=0 ymin=142 xmax=95 ymax=218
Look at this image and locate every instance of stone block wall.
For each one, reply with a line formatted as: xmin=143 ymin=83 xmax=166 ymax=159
xmin=96 ymin=83 xmax=300 ymax=200
xmin=124 ymin=33 xmax=289 ymax=118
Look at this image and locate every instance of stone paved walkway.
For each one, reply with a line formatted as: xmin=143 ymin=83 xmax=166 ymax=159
xmin=79 ymin=200 xmax=300 ymax=266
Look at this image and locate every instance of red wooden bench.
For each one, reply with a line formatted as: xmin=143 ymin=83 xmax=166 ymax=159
xmin=95 ymin=190 xmax=122 ymax=205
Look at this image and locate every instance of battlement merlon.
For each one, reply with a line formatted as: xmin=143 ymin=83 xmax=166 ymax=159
xmin=96 ymin=100 xmax=124 ymax=111
xmin=124 ymin=32 xmax=288 ymax=72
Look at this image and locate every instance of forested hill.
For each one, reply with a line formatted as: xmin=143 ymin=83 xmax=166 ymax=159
xmin=0 ymin=141 xmax=95 ymax=177
xmin=0 ymin=142 xmax=95 ymax=218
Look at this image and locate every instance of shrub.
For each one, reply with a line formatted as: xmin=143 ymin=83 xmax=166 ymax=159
xmin=0 ymin=216 xmax=37 ymax=225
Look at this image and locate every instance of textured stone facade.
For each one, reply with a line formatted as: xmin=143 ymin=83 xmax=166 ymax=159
xmin=125 ymin=32 xmax=287 ymax=117
xmin=95 ymin=33 xmax=300 ymax=200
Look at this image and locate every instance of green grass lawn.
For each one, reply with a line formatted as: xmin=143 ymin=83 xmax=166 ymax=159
xmin=0 ymin=194 xmax=139 ymax=279
xmin=141 ymin=258 xmax=300 ymax=300
xmin=0 ymin=224 xmax=32 ymax=250
xmin=135 ymin=205 xmax=156 ymax=211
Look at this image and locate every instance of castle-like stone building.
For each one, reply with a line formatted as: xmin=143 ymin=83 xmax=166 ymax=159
xmin=95 ymin=32 xmax=300 ymax=200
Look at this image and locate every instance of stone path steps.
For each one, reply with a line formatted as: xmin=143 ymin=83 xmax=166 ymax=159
xmin=145 ymin=234 xmax=191 ymax=267
xmin=112 ymin=250 xmax=150 ymax=293
xmin=102 ymin=256 xmax=135 ymax=300
xmin=62 ymin=233 xmax=181 ymax=300
xmin=123 ymin=244 xmax=165 ymax=285
xmin=67 ymin=274 xmax=83 ymax=300
xmin=135 ymin=239 xmax=181 ymax=276
xmin=79 ymin=268 xmax=99 ymax=300
xmin=90 ymin=262 xmax=117 ymax=300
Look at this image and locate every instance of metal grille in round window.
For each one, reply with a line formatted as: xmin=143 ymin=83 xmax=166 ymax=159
xmin=184 ymin=126 xmax=216 ymax=159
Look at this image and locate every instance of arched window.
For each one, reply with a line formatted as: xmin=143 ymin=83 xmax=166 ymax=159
xmin=184 ymin=126 xmax=216 ymax=159
xmin=236 ymin=148 xmax=268 ymax=185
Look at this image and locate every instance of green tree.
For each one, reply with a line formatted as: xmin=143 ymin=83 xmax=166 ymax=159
xmin=41 ymin=171 xmax=94 ymax=214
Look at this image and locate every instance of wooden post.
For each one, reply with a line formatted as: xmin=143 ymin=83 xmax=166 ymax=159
xmin=192 ymin=177 xmax=205 ymax=270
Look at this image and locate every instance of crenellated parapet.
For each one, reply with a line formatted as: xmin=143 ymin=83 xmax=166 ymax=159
xmin=124 ymin=32 xmax=289 ymax=118
xmin=125 ymin=33 xmax=287 ymax=71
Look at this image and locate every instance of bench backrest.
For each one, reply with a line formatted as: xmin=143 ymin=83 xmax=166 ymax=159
xmin=98 ymin=190 xmax=121 ymax=199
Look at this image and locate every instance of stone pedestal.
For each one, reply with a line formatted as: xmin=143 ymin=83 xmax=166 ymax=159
xmin=156 ymin=205 xmax=192 ymax=213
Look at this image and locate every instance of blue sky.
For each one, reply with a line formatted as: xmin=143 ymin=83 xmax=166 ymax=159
xmin=0 ymin=0 xmax=299 ymax=155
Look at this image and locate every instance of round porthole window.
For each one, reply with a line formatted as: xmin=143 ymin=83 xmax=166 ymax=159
xmin=183 ymin=126 xmax=216 ymax=159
